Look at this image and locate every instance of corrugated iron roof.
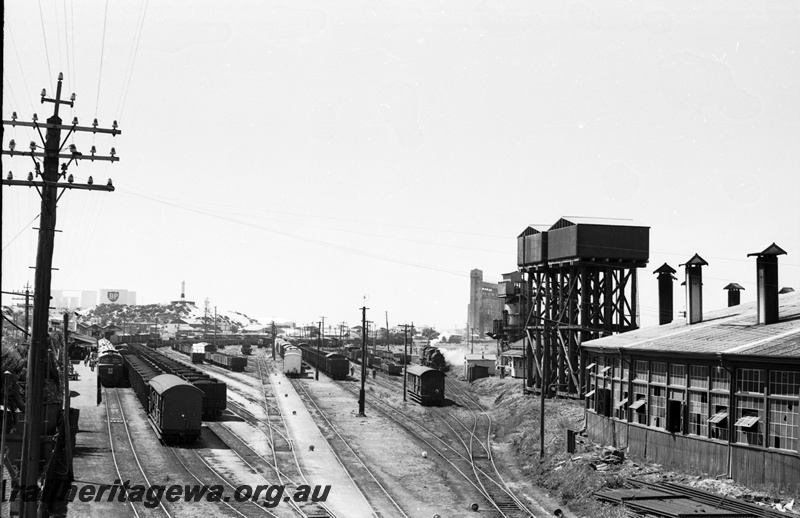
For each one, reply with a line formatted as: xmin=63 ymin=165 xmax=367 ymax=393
xmin=582 ymin=291 xmax=800 ymax=359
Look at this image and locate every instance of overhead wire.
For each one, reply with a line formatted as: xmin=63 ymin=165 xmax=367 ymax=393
xmin=118 ymin=187 xmax=509 ymax=256
xmin=95 ymin=0 xmax=110 ymax=117
xmin=61 ymin=0 xmax=71 ymax=93
xmin=2 ymin=215 xmax=41 ymax=252
xmin=53 ymin=0 xmax=64 ymax=76
xmin=120 ymin=190 xmax=469 ymax=277
xmin=70 ymin=0 xmax=76 ymax=91
xmin=37 ymin=0 xmax=54 ymax=89
xmin=116 ymin=0 xmax=149 ymax=124
xmin=5 ymin=25 xmax=35 ymax=113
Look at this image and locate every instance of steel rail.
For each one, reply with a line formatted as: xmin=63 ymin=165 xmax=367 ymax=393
xmin=105 ymin=387 xmax=172 ymax=517
xmin=290 ymin=376 xmax=407 ymax=518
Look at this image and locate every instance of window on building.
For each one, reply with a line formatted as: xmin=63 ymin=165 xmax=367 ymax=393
xmin=735 ymin=395 xmax=764 ymax=446
xmin=650 ymin=385 xmax=667 ymax=428
xmin=689 ymin=365 xmax=709 ymax=389
xmin=769 ymin=370 xmax=800 ymax=396
xmin=769 ymin=399 xmax=798 ymax=451
xmin=688 ymin=391 xmax=708 ymax=437
xmin=633 ymin=360 xmax=648 ymax=381
xmin=614 ymin=381 xmax=629 ymax=420
xmin=768 ymin=370 xmax=799 ymax=452
xmin=587 ymin=356 xmax=598 ymax=410
xmin=709 ymin=394 xmax=729 ymax=441
xmin=651 ymin=362 xmax=667 ymax=384
xmin=670 ymin=364 xmax=687 ymax=387
xmin=737 ymin=369 xmax=765 ymax=394
xmin=631 ymin=384 xmax=647 ymax=424
xmin=711 ymin=366 xmax=730 ymax=392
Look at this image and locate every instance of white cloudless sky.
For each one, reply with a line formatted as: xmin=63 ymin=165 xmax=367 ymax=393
xmin=3 ymin=1 xmax=799 ymax=332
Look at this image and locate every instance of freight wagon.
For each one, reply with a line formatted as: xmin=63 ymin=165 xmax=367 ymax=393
xmin=122 ymin=355 xmax=203 ymax=442
xmin=299 ymin=345 xmax=350 ymax=380
xmin=205 ymin=351 xmax=248 ymax=372
xmin=128 ymin=343 xmax=227 ymax=419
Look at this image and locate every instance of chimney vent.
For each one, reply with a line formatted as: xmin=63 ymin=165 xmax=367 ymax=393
xmin=680 ymin=254 xmax=708 ymax=324
xmin=723 ymin=283 xmax=745 ymax=307
xmin=747 ymin=243 xmax=787 ymax=325
xmin=653 ymin=263 xmax=677 ymax=325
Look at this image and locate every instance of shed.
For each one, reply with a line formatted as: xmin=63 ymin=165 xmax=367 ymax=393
xmin=582 ymin=290 xmax=800 ymax=491
xmin=464 ymin=353 xmax=497 ymax=377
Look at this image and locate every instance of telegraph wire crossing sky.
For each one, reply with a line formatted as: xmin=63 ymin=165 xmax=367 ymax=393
xmin=2 ymin=1 xmax=799 ymax=330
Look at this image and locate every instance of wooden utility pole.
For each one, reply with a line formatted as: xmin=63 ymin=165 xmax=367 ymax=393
xmin=11 ymin=284 xmax=34 ymax=339
xmin=358 ymin=306 xmax=368 ymax=416
xmin=316 ymin=317 xmax=324 ymax=381
xmin=62 ymin=313 xmax=72 ymax=478
xmin=385 ymin=311 xmax=389 ymax=349
xmin=2 ymin=73 xmax=118 ymax=517
xmin=401 ymin=324 xmax=411 ymax=402
xmin=271 ymin=321 xmax=276 ymax=361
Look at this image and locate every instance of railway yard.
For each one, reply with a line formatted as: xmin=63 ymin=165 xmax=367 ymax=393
xmin=53 ymin=339 xmax=797 ymax=518
xmin=59 ymin=342 xmax=574 ymax=518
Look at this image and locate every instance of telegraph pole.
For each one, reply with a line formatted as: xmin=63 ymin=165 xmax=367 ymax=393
xmin=385 ymin=311 xmax=389 ymax=349
xmin=358 ymin=306 xmax=368 ymax=416
xmin=271 ymin=321 xmax=276 ymax=361
xmin=316 ymin=317 xmax=324 ymax=381
xmin=401 ymin=324 xmax=411 ymax=402
xmin=2 ymin=74 xmax=118 ymax=517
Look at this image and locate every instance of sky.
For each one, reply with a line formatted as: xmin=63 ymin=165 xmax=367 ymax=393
xmin=3 ymin=0 xmax=799 ymax=333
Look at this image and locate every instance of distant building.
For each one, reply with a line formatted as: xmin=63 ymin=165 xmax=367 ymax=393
xmin=51 ymin=290 xmax=97 ymax=309
xmin=467 ymin=269 xmax=502 ymax=338
xmin=98 ymin=288 xmax=136 ymax=305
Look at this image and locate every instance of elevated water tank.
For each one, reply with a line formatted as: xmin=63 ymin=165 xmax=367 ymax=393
xmin=517 ymin=225 xmax=548 ymax=267
xmin=547 ymin=216 xmax=649 ymax=262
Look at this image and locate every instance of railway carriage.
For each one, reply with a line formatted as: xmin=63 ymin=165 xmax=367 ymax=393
xmin=406 ymin=365 xmax=446 ymax=406
xmin=148 ymin=374 xmax=204 ymax=442
xmin=97 ymin=339 xmax=124 ymax=387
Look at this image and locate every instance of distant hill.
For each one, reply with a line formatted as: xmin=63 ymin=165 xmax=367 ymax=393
xmin=74 ymin=302 xmax=261 ymax=330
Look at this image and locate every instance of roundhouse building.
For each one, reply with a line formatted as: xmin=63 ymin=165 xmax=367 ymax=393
xmin=583 ymin=246 xmax=798 ymax=490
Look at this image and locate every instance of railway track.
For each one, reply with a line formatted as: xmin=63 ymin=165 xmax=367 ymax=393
xmin=104 ymin=387 xmax=171 ymax=517
xmin=289 ymin=374 xmax=409 ymax=518
xmin=165 ymin=348 xmax=337 ymax=517
xmin=341 ymin=368 xmax=536 ymax=517
xmin=445 ymin=379 xmax=534 ymax=517
xmin=253 ymin=357 xmax=337 ymax=518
